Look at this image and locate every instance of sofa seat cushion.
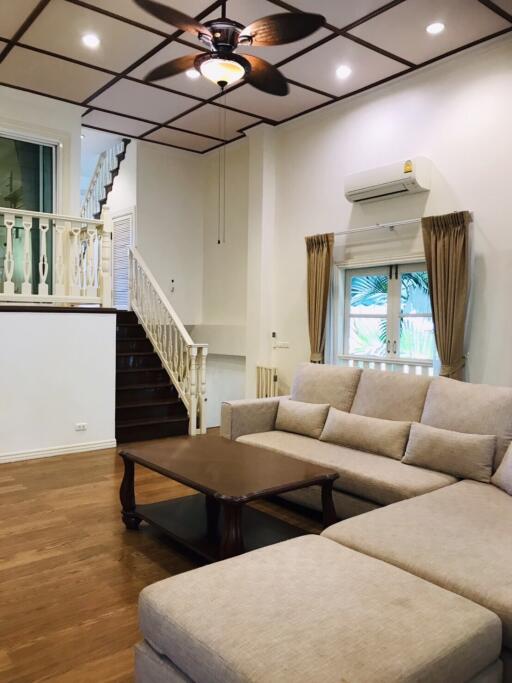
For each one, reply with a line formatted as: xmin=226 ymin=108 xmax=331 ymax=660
xmin=237 ymin=431 xmax=457 ymax=505
xmin=351 ymin=368 xmax=431 ymax=422
xmin=323 ymin=479 xmax=512 ymax=647
xmin=139 ymin=535 xmax=501 ymax=683
xmin=421 ymin=377 xmax=512 ymax=468
xmin=291 ymin=362 xmax=361 ymax=412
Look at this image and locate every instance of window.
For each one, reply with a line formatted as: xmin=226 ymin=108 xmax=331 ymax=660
xmin=341 ymin=263 xmax=435 ymax=363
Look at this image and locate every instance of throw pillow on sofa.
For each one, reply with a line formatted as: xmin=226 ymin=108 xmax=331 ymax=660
xmin=320 ymin=407 xmax=411 ymax=460
xmin=402 ymin=423 xmax=496 ymax=483
xmin=491 ymin=443 xmax=512 ymax=495
xmin=275 ymin=399 xmax=330 ymax=439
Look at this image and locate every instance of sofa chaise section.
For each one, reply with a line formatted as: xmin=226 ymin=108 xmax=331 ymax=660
xmin=136 ymin=535 xmax=502 ymax=683
xmin=323 ymin=480 xmax=512 ymax=679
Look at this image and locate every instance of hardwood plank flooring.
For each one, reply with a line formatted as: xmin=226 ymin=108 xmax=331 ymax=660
xmin=0 ymin=435 xmax=322 ymax=683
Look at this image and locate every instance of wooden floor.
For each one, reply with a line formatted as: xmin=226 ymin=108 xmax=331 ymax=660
xmin=0 ymin=435 xmax=322 ymax=683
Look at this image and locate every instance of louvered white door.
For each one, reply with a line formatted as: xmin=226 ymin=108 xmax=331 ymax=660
xmin=112 ymin=210 xmax=134 ymax=310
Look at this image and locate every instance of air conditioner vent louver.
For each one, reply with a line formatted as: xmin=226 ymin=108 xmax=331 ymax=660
xmin=344 ymin=158 xmax=431 ymax=204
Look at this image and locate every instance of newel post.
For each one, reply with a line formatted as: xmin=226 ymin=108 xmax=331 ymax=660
xmin=198 ymin=345 xmax=208 ymax=434
xmin=188 ymin=345 xmax=199 ymax=436
xmin=100 ymin=205 xmax=113 ymax=307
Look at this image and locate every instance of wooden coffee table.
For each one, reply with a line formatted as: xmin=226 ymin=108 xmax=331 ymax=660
xmin=119 ymin=435 xmax=338 ymax=562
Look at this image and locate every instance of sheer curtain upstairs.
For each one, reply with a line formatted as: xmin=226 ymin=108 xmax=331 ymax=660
xmin=305 ymin=233 xmax=334 ymax=363
xmin=421 ymin=211 xmax=471 ymax=380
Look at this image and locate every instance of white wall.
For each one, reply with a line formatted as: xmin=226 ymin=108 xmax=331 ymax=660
xmin=205 ymin=354 xmax=246 ymax=428
xmin=0 ymin=312 xmax=116 ymax=461
xmin=0 ymin=86 xmax=83 ymax=214
xmin=136 ymin=141 xmax=204 ymax=325
xmin=270 ymin=35 xmax=512 ymax=391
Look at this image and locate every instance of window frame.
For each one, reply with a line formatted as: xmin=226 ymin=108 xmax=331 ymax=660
xmin=338 ymin=260 xmax=434 ymax=365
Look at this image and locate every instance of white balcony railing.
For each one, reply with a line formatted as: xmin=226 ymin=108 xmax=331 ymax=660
xmin=81 ymin=141 xmax=126 ymax=220
xmin=0 ymin=206 xmax=112 ymax=307
xmin=129 ymin=247 xmax=208 ymax=435
xmin=338 ymin=354 xmax=434 ymax=376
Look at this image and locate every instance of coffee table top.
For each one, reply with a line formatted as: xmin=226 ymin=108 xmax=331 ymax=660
xmin=120 ymin=435 xmax=338 ymax=503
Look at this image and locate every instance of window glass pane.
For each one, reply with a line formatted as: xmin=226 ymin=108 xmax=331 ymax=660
xmin=401 ymin=271 xmax=431 ymax=315
xmin=350 ymin=274 xmax=388 ymax=314
xmin=400 ymin=316 xmax=435 ymax=360
xmin=349 ymin=317 xmax=387 ymax=357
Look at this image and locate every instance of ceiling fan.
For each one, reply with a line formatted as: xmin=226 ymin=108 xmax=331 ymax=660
xmin=134 ymin=0 xmax=325 ymax=95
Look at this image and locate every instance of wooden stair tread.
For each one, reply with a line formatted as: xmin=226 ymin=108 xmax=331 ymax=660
xmin=117 ymin=382 xmax=172 ymax=390
xmin=117 ymin=399 xmax=180 ymax=409
xmin=117 ymin=415 xmax=187 ymax=427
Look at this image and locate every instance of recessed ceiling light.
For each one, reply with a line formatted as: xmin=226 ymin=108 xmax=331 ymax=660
xmin=336 ymin=64 xmax=352 ymax=80
xmin=186 ymin=68 xmax=200 ymax=80
xmin=426 ymin=22 xmax=445 ymax=35
xmin=82 ymin=33 xmax=100 ymax=49
xmin=80 ymin=134 xmax=85 ymax=139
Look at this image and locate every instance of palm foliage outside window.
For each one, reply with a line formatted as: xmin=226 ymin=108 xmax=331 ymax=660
xmin=343 ymin=264 xmax=434 ymax=361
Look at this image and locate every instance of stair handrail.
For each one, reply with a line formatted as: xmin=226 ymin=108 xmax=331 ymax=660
xmin=81 ymin=150 xmax=106 ymax=218
xmin=128 ymin=246 xmax=207 ymax=435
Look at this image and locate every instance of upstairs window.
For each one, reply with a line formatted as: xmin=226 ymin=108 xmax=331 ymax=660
xmin=342 ymin=263 xmax=435 ymax=363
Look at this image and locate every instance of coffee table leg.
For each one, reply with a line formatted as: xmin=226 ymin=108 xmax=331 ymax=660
xmin=321 ymin=480 xmax=337 ymax=528
xmin=220 ymin=503 xmax=244 ymax=559
xmin=119 ymin=454 xmax=141 ymax=530
xmin=205 ymin=495 xmax=221 ymax=539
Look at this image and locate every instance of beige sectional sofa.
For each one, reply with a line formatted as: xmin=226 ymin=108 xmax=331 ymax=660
xmin=135 ymin=363 xmax=512 ymax=683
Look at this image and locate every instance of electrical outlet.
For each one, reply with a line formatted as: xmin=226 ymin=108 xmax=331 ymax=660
xmin=75 ymin=422 xmax=88 ymax=432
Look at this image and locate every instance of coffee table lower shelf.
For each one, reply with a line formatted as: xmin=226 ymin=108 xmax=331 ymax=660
xmin=133 ymin=493 xmax=306 ymax=563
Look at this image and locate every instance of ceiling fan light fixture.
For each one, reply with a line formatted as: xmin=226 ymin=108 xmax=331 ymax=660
xmin=199 ymin=56 xmax=247 ymax=86
xmin=186 ymin=68 xmax=200 ymax=79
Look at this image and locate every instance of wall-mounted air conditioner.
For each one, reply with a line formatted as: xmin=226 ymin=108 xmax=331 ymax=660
xmin=344 ymin=157 xmax=431 ymax=204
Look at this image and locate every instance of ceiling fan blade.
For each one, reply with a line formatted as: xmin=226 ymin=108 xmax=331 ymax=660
xmin=144 ymin=54 xmax=198 ymax=82
xmin=241 ymin=54 xmax=289 ymax=96
xmin=133 ymin=0 xmax=212 ymax=38
xmin=239 ymin=12 xmax=324 ymax=46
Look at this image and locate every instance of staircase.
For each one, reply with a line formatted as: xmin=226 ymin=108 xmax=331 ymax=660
xmin=81 ymin=139 xmax=131 ymax=220
xmin=116 ymin=310 xmax=189 ymax=443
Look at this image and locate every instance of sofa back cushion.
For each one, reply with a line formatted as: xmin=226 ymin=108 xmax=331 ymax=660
xmin=350 ymin=369 xmax=431 ymax=422
xmin=291 ymin=363 xmax=361 ymax=412
xmin=491 ymin=444 xmax=512 ymax=495
xmin=421 ymin=377 xmax=512 ymax=469
xmin=275 ymin=399 xmax=329 ymax=439
xmin=320 ymin=407 xmax=411 ymax=460
xmin=402 ymin=423 xmax=496 ymax=483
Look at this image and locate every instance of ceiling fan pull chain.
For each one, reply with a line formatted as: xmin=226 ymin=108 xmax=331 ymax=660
xmin=223 ymin=95 xmax=227 ymax=244
xmin=217 ymin=101 xmax=222 ymax=245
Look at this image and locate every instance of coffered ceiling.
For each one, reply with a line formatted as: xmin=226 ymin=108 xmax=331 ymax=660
xmin=0 ymin=0 xmax=510 ymax=154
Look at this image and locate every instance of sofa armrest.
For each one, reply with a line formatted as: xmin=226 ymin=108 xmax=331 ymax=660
xmin=221 ymin=397 xmax=284 ymax=441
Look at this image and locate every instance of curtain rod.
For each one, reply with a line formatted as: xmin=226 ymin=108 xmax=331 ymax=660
xmin=335 ymin=213 xmax=473 ymax=237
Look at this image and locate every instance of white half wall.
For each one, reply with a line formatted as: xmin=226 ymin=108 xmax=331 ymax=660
xmin=0 ymin=85 xmax=83 ymax=214
xmin=0 ymin=312 xmax=116 ymax=462
xmin=205 ymin=354 xmax=246 ymax=428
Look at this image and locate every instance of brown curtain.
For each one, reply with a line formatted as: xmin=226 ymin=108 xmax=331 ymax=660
xmin=421 ymin=211 xmax=470 ymax=380
xmin=305 ymin=233 xmax=334 ymax=363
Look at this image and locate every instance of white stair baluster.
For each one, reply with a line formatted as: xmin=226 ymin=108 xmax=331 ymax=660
xmin=54 ymin=220 xmax=66 ymax=296
xmin=3 ymin=213 xmax=15 ymax=295
xmin=21 ymin=216 xmax=32 ymax=296
xmin=38 ymin=218 xmax=50 ymax=296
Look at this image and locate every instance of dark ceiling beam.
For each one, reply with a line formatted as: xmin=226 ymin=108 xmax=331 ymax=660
xmin=0 ymin=0 xmax=52 ymax=63
xmin=477 ymin=0 xmax=512 ymax=23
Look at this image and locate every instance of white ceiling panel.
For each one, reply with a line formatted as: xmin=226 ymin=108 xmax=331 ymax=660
xmin=282 ymin=35 xmax=407 ymax=97
xmin=129 ymin=41 xmax=220 ymax=98
xmin=83 ymin=0 xmax=209 ymax=35
xmin=22 ymin=0 xmax=163 ymax=72
xmin=171 ymin=103 xmax=258 ymax=139
xmin=492 ymin=0 xmax=512 ymax=12
xmin=350 ymin=0 xmax=510 ymax=64
xmin=89 ymin=79 xmax=197 ymax=123
xmin=144 ymin=126 xmax=218 ymax=151
xmin=287 ymin=0 xmax=394 ymax=30
xmin=82 ymin=110 xmax=155 ymax=137
xmin=0 ymin=0 xmax=40 ymax=39
xmin=0 ymin=46 xmax=111 ymax=101
xmin=221 ymin=82 xmax=332 ymax=121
